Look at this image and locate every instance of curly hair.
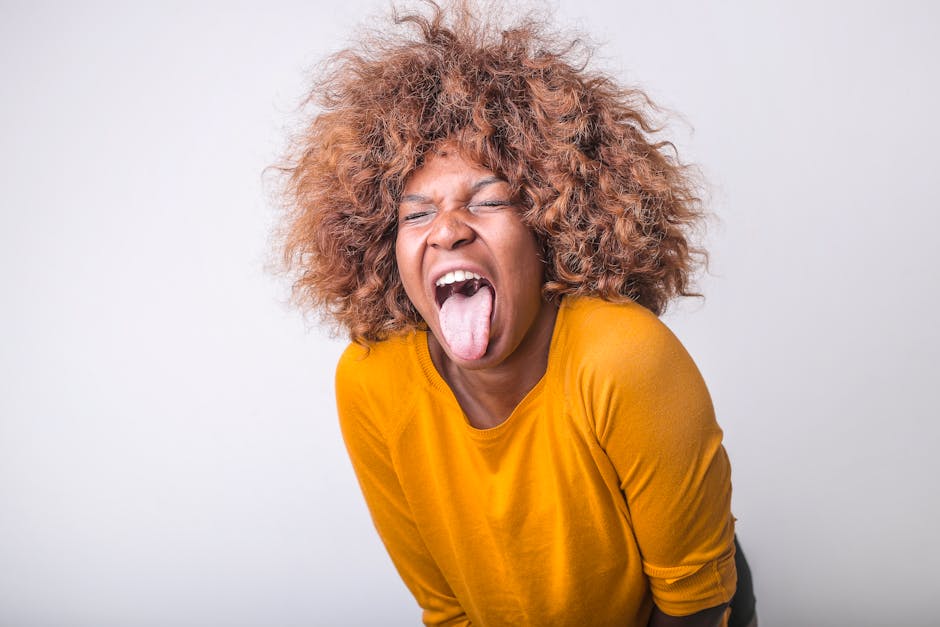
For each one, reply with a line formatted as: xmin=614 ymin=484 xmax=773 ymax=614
xmin=277 ymin=0 xmax=706 ymax=343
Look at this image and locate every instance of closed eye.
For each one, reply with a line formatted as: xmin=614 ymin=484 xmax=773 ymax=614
xmin=400 ymin=210 xmax=435 ymax=224
xmin=469 ymin=200 xmax=512 ymax=210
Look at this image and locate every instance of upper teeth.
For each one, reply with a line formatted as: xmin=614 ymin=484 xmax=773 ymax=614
xmin=435 ymin=270 xmax=482 ymax=286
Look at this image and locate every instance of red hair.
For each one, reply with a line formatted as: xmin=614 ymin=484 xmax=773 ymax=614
xmin=277 ymin=0 xmax=706 ymax=343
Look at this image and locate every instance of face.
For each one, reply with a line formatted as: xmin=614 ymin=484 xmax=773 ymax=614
xmin=395 ymin=148 xmax=553 ymax=370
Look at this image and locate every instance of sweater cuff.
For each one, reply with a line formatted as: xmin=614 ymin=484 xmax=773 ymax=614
xmin=642 ymin=548 xmax=737 ymax=617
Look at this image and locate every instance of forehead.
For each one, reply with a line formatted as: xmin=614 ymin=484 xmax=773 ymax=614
xmin=402 ymin=149 xmax=504 ymax=197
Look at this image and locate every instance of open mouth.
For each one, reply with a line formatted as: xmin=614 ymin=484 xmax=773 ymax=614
xmin=434 ymin=272 xmax=494 ymax=308
xmin=433 ymin=270 xmax=495 ymax=361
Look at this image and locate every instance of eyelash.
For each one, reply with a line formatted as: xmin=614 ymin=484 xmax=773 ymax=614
xmin=400 ymin=200 xmax=511 ymax=223
xmin=402 ymin=211 xmax=433 ymax=222
xmin=471 ymin=200 xmax=511 ymax=208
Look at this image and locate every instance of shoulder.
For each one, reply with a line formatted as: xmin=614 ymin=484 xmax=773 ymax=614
xmin=557 ymin=296 xmax=689 ymax=374
xmin=335 ymin=333 xmax=415 ymax=388
xmin=562 ymin=296 xmax=667 ymax=333
xmin=555 ymin=297 xmax=713 ymax=430
xmin=335 ymin=332 xmax=422 ymax=434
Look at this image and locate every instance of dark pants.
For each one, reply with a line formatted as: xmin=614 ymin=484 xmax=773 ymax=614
xmin=728 ymin=536 xmax=757 ymax=627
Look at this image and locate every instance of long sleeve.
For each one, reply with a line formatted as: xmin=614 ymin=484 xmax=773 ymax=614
xmin=578 ymin=306 xmax=737 ymax=617
xmin=336 ymin=345 xmax=471 ymax=626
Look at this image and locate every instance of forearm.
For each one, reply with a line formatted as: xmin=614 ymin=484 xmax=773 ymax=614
xmin=648 ymin=604 xmax=728 ymax=627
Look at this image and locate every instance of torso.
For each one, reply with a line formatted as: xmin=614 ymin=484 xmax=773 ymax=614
xmin=336 ymin=296 xmax=736 ymax=626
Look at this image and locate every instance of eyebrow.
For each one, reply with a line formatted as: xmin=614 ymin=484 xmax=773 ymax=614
xmin=398 ymin=176 xmax=505 ymax=205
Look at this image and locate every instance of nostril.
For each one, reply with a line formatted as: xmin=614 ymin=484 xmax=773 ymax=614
xmin=430 ymin=234 xmax=472 ymax=250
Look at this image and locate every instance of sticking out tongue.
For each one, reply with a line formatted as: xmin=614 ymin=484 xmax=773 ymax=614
xmin=438 ymin=286 xmax=493 ymax=361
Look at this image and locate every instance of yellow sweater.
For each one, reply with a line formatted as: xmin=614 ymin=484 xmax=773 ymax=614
xmin=336 ymin=297 xmax=737 ymax=626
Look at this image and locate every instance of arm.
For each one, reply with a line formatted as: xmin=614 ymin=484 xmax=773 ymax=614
xmin=336 ymin=348 xmax=471 ymax=626
xmin=584 ymin=308 xmax=737 ymax=619
xmin=649 ymin=604 xmax=729 ymax=627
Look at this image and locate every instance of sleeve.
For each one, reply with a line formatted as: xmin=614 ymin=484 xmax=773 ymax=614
xmin=585 ymin=314 xmax=737 ymax=617
xmin=335 ymin=347 xmax=472 ymax=626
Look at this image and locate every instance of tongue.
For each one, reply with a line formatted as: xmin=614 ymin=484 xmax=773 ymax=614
xmin=438 ymin=286 xmax=493 ymax=361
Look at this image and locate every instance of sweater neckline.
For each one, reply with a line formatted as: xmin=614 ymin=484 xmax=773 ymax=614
xmin=412 ymin=299 xmax=568 ymax=439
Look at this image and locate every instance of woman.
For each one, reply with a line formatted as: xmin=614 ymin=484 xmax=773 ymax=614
xmin=279 ymin=2 xmax=755 ymax=625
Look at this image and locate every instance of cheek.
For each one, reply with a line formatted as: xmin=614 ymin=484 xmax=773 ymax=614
xmin=510 ymin=228 xmax=544 ymax=278
xmin=393 ymin=240 xmax=408 ymax=283
xmin=394 ymin=236 xmax=421 ymax=299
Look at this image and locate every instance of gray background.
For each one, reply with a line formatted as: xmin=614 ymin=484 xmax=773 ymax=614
xmin=2 ymin=1 xmax=938 ymax=625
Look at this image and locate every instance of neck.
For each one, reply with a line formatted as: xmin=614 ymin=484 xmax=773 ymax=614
xmin=430 ymin=300 xmax=558 ymax=429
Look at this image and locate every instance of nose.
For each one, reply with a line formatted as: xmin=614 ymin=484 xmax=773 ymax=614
xmin=427 ymin=209 xmax=475 ymax=250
